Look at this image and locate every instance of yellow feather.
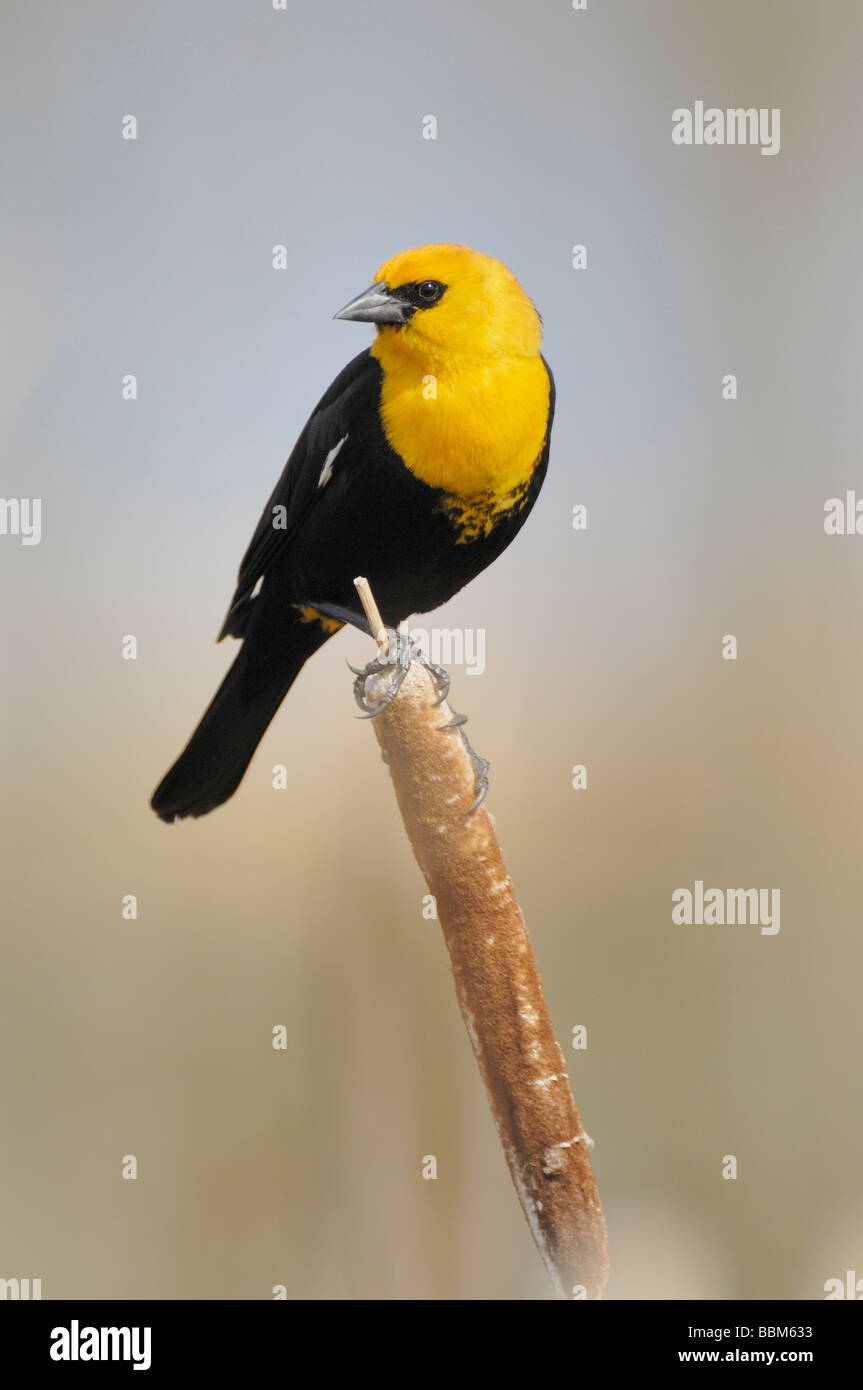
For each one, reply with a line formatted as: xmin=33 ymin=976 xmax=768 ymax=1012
xmin=294 ymin=604 xmax=343 ymax=634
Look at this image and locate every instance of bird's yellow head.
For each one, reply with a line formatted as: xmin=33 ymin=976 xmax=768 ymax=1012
xmin=334 ymin=244 xmax=543 ymax=366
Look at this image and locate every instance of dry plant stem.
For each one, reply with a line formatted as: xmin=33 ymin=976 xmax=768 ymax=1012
xmin=361 ymin=657 xmax=609 ymax=1299
xmin=353 ymin=575 xmax=389 ymax=654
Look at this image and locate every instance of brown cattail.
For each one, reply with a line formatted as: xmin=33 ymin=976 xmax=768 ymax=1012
xmin=353 ymin=578 xmax=609 ymax=1299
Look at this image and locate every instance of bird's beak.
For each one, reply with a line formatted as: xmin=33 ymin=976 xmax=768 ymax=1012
xmin=333 ymin=282 xmax=411 ymax=326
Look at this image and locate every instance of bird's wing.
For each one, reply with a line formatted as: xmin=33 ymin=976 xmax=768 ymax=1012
xmin=218 ymin=349 xmax=380 ymax=640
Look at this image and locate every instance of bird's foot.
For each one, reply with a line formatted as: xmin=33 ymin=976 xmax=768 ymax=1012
xmin=351 ymin=633 xmax=489 ymax=812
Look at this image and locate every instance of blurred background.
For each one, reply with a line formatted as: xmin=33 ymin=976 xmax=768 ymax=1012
xmin=2 ymin=0 xmax=862 ymax=1299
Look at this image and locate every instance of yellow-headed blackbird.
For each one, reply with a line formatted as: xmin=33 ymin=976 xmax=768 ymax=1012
xmin=151 ymin=244 xmax=554 ymax=820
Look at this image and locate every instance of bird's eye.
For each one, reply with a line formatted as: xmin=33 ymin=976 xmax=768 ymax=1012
xmin=390 ymin=279 xmax=447 ymax=315
xmin=417 ymin=280 xmax=444 ymax=303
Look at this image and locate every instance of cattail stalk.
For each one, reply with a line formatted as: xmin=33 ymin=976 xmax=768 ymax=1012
xmin=353 ymin=578 xmax=609 ymax=1299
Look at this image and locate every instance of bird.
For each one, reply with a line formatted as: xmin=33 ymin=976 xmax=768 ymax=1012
xmin=151 ymin=243 xmax=555 ymax=821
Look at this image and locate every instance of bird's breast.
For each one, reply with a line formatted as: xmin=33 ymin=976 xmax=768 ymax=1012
xmin=372 ymin=347 xmax=551 ymax=505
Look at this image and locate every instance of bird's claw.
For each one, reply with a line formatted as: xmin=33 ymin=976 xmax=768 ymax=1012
xmin=440 ymin=704 xmax=489 ymax=812
xmin=464 ymin=746 xmax=490 ymax=813
xmin=353 ymin=628 xmax=419 ymax=717
xmin=423 ymin=659 xmax=451 ymax=707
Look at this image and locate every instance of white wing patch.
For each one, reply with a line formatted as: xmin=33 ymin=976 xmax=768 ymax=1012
xmin=318 ymin=434 xmax=347 ymax=489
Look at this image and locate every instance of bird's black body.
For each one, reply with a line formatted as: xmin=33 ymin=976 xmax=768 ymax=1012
xmin=151 ymin=348 xmax=554 ymax=821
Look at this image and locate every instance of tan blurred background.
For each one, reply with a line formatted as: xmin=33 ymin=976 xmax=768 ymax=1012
xmin=2 ymin=0 xmax=862 ymax=1298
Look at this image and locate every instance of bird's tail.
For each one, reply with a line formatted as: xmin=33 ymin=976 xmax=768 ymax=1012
xmin=151 ymin=619 xmax=332 ymax=822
